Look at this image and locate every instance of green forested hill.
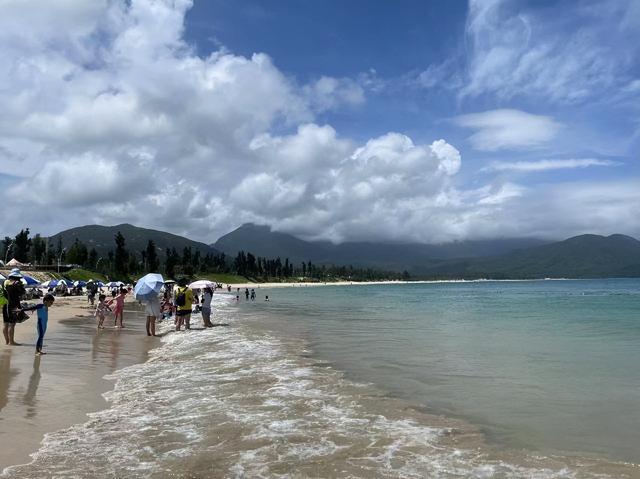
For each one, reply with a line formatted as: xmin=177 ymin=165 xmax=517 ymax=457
xmin=415 ymin=234 xmax=640 ymax=279
xmin=51 ymin=224 xmax=218 ymax=259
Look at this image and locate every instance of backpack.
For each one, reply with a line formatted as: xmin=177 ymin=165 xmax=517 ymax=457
xmin=0 ymin=282 xmax=7 ymax=307
xmin=175 ymin=287 xmax=186 ymax=307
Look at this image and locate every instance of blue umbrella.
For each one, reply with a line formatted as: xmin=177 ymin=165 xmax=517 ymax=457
xmin=21 ymin=274 xmax=40 ymax=287
xmin=134 ymin=273 xmax=164 ymax=301
xmin=96 ymin=281 xmax=105 ymax=287
xmin=74 ymin=280 xmax=87 ymax=287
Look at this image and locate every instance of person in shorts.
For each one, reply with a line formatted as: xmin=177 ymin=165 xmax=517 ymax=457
xmin=173 ymin=278 xmax=193 ymax=331
xmin=3 ymin=269 xmax=27 ymax=346
xmin=201 ymin=286 xmax=214 ymax=328
xmin=144 ymin=294 xmax=161 ymax=336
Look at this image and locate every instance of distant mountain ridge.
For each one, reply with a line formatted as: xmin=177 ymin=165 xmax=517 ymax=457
xmin=51 ymin=224 xmax=218 ymax=259
xmin=213 ymin=223 xmax=548 ymax=267
xmin=214 ymin=224 xmax=640 ymax=279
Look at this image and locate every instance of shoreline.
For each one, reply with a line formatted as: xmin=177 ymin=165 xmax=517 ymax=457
xmin=0 ymin=295 xmax=155 ymax=470
xmin=2 ymin=285 xmax=639 ymax=477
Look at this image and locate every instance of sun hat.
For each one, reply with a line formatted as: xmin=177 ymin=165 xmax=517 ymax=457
xmin=8 ymin=268 xmax=23 ymax=279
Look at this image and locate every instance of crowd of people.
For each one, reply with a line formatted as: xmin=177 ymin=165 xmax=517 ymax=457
xmin=1 ymin=270 xmax=242 ymax=355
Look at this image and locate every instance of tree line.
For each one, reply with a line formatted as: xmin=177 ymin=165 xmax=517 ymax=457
xmin=1 ymin=229 xmax=409 ymax=282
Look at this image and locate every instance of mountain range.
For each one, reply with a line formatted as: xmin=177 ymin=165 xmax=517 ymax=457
xmin=213 ymin=224 xmax=640 ymax=279
xmin=50 ymin=224 xmax=218 ymax=259
xmin=50 ymin=223 xmax=640 ymax=279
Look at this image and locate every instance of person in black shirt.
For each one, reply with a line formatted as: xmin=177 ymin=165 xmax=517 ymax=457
xmin=3 ymin=269 xmax=26 ymax=346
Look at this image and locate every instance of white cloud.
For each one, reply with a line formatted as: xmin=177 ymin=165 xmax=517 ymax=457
xmin=455 ymin=109 xmax=561 ymax=151
xmin=462 ymin=0 xmax=639 ymax=102
xmin=303 ymin=76 xmax=365 ymax=112
xmin=0 ymin=0 xmax=637 ymax=245
xmin=484 ymin=158 xmax=619 ymax=173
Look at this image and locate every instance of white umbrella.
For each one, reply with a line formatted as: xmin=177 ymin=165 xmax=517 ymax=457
xmin=188 ymin=280 xmax=216 ymax=290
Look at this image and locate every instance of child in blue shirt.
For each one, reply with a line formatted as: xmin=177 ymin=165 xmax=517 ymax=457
xmin=25 ymin=294 xmax=55 ymax=355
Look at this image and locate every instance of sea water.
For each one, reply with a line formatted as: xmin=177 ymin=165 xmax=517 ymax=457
xmin=4 ymin=279 xmax=639 ymax=478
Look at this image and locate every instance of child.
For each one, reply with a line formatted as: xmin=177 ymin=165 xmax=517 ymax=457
xmin=24 ymin=294 xmax=55 ymax=355
xmin=160 ymin=292 xmax=173 ymax=320
xmin=111 ymin=288 xmax=127 ymax=328
xmin=95 ymin=294 xmax=112 ymax=330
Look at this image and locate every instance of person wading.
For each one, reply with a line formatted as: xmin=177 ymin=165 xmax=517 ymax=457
xmin=173 ymin=278 xmax=194 ymax=331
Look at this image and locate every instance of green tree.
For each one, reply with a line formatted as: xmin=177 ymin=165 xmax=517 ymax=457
xmin=31 ymin=234 xmax=47 ymax=264
xmin=145 ymin=240 xmax=160 ymax=272
xmin=114 ymin=232 xmax=129 ymax=277
xmin=67 ymin=238 xmax=89 ymax=266
xmin=2 ymin=237 xmax=13 ymax=263
xmin=12 ymin=228 xmax=31 ymax=262
xmin=88 ymin=248 xmax=98 ymax=269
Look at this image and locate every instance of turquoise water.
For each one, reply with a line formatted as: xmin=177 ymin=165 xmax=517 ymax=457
xmin=256 ymin=279 xmax=640 ymax=463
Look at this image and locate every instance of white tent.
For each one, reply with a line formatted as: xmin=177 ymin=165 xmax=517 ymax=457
xmin=6 ymin=258 xmax=28 ymax=268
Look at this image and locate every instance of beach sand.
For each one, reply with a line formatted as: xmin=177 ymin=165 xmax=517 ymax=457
xmin=0 ymin=295 xmax=156 ymax=469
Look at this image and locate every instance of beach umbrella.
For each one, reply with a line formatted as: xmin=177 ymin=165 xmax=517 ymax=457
xmin=21 ymin=274 xmax=40 ymax=287
xmin=164 ymin=279 xmax=176 ymax=284
xmin=74 ymin=280 xmax=87 ymax=287
xmin=96 ymin=281 xmax=105 ymax=287
xmin=188 ymin=280 xmax=216 ymax=290
xmin=41 ymin=280 xmax=52 ymax=287
xmin=134 ymin=273 xmax=164 ymax=301
xmin=107 ymin=281 xmax=123 ymax=288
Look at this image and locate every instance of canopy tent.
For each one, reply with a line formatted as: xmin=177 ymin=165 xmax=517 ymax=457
xmin=47 ymin=279 xmax=73 ymax=288
xmin=6 ymin=258 xmax=28 ymax=268
xmin=188 ymin=280 xmax=216 ymax=290
xmin=21 ymin=274 xmax=40 ymax=287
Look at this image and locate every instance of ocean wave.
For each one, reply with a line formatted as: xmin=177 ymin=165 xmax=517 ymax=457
xmin=2 ymin=295 xmax=630 ymax=478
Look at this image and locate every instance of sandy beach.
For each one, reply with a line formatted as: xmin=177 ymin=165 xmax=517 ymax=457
xmin=0 ymin=295 xmax=156 ymax=470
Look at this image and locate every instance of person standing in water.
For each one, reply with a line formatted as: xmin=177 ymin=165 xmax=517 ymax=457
xmin=173 ymin=278 xmax=194 ymax=331
xmin=95 ymin=294 xmax=111 ymax=330
xmin=245 ymin=288 xmax=249 ymax=301
xmin=201 ymin=286 xmax=214 ymax=328
xmin=24 ymin=294 xmax=55 ymax=355
xmin=144 ymin=294 xmax=161 ymax=337
xmin=111 ymin=288 xmax=127 ymax=328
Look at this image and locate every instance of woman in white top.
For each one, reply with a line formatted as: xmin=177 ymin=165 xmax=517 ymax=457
xmin=201 ymin=287 xmax=214 ymax=328
xmin=144 ymin=295 xmax=161 ymax=336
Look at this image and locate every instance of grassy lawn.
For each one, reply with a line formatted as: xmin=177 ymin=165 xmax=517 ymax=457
xmin=197 ymin=272 xmax=254 ymax=284
xmin=63 ymin=268 xmax=109 ymax=282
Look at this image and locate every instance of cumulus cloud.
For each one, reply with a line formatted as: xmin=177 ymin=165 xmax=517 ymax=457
xmin=484 ymin=158 xmax=619 ymax=173
xmin=0 ymin=0 xmax=638 ymax=245
xmin=455 ymin=109 xmax=561 ymax=151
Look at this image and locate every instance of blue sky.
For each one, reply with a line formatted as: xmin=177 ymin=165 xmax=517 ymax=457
xmin=0 ymin=0 xmax=638 ymax=243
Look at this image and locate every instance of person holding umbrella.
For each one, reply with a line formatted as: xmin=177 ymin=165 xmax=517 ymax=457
xmin=134 ymin=273 xmax=164 ymax=337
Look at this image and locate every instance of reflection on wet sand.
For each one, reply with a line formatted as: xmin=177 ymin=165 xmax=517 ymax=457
xmin=23 ymin=356 xmax=41 ymax=419
xmin=0 ymin=302 xmax=156 ymax=470
xmin=0 ymin=352 xmax=17 ymax=412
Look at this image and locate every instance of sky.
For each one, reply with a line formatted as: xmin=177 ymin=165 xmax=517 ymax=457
xmin=0 ymin=0 xmax=639 ymax=244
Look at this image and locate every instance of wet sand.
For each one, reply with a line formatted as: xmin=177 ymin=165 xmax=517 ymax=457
xmin=0 ymin=295 xmax=158 ymax=470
